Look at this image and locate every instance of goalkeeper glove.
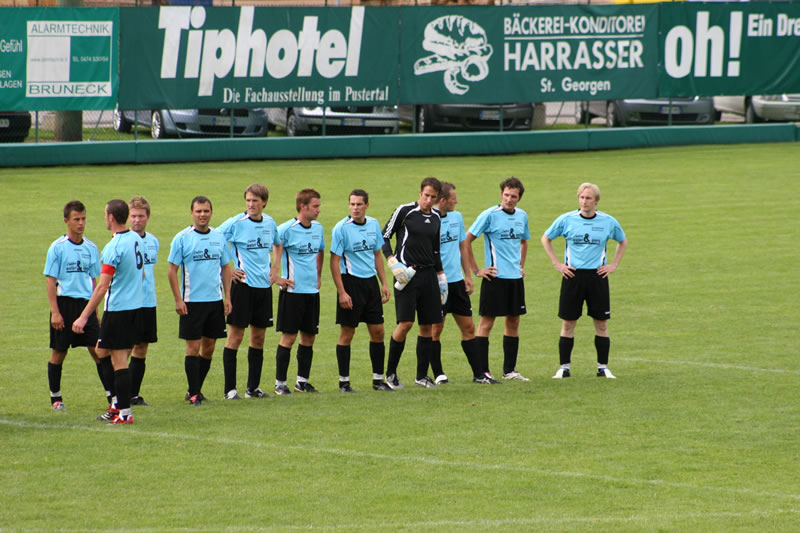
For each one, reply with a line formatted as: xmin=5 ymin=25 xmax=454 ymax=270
xmin=394 ymin=266 xmax=416 ymax=291
xmin=388 ymin=257 xmax=413 ymax=284
xmin=438 ymin=273 xmax=448 ymax=305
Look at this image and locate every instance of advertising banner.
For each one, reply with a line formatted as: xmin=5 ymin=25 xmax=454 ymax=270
xmin=119 ymin=6 xmax=399 ymax=109
xmin=399 ymin=5 xmax=659 ymax=104
xmin=0 ymin=8 xmax=118 ymax=111
xmin=659 ymin=3 xmax=800 ymax=97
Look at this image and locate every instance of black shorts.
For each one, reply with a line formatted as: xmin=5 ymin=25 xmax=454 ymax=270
xmin=336 ymin=274 xmax=384 ymax=328
xmin=179 ymin=301 xmax=228 ymax=340
xmin=394 ymin=269 xmax=443 ymax=325
xmin=558 ymin=269 xmax=610 ymax=321
xmin=50 ymin=296 xmax=99 ymax=351
xmin=98 ymin=309 xmax=140 ymax=350
xmin=276 ymin=291 xmax=320 ymax=335
xmin=227 ymin=282 xmax=274 ymax=329
xmin=136 ymin=306 xmax=158 ymax=344
xmin=442 ymin=280 xmax=472 ymax=317
xmin=479 ymin=277 xmax=527 ymax=317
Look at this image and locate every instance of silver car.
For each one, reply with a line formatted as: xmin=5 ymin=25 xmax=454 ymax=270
xmin=713 ymin=95 xmax=800 ymax=123
xmin=114 ymin=107 xmax=269 ymax=139
xmin=576 ymin=97 xmax=717 ymax=127
xmin=268 ymin=106 xmax=399 ymax=136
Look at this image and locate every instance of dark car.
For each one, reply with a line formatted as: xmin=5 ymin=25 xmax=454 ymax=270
xmin=575 ymin=97 xmax=717 ymax=127
xmin=398 ymin=103 xmax=534 ymax=133
xmin=0 ymin=111 xmax=32 ymax=142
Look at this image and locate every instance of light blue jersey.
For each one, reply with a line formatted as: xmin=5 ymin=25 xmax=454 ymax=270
xmin=544 ymin=210 xmax=626 ymax=269
xmin=100 ymin=230 xmax=144 ymax=312
xmin=330 ymin=216 xmax=382 ymax=279
xmin=140 ymin=232 xmax=159 ymax=308
xmin=168 ymin=226 xmax=232 ymax=302
xmin=438 ymin=209 xmax=467 ymax=283
xmin=219 ymin=212 xmax=280 ymax=288
xmin=278 ymin=218 xmax=325 ymax=294
xmin=468 ymin=206 xmax=530 ymax=279
xmin=43 ymin=236 xmax=100 ymax=299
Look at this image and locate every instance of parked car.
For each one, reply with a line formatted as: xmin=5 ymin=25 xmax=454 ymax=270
xmin=397 ymin=103 xmax=533 ymax=133
xmin=114 ymin=107 xmax=269 ymax=139
xmin=267 ymin=106 xmax=399 ymax=136
xmin=575 ymin=97 xmax=717 ymax=127
xmin=0 ymin=111 xmax=31 ymax=142
xmin=713 ymin=95 xmax=800 ymax=123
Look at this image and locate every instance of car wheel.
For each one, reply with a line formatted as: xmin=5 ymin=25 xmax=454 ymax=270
xmin=417 ymin=105 xmax=429 ymax=133
xmin=151 ymin=111 xmax=167 ymax=139
xmin=575 ymin=102 xmax=590 ymax=125
xmin=286 ymin=111 xmax=298 ymax=137
xmin=745 ymin=100 xmax=761 ymax=124
xmin=113 ymin=107 xmax=132 ymax=133
xmin=606 ymin=101 xmax=619 ymax=128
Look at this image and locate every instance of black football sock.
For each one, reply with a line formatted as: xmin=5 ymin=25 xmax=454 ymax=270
xmin=559 ymin=336 xmax=574 ymax=366
xmin=222 ymin=347 xmax=237 ymax=393
xmin=369 ymin=341 xmax=385 ymax=376
xmin=129 ymin=357 xmax=146 ymax=398
xmin=247 ymin=347 xmax=264 ymax=391
xmin=100 ymin=357 xmax=116 ymax=400
xmin=503 ymin=335 xmax=520 ymax=375
xmin=595 ymin=335 xmax=610 ymax=366
xmin=386 ymin=337 xmax=405 ymax=376
xmin=429 ymin=340 xmax=444 ymax=377
xmin=416 ymin=336 xmax=432 ymax=380
xmin=95 ymin=361 xmax=113 ymax=402
xmin=461 ymin=338 xmax=480 ymax=377
xmin=114 ymin=369 xmax=132 ymax=410
xmin=336 ymin=344 xmax=351 ymax=379
xmin=296 ymin=344 xmax=313 ymax=381
xmin=275 ymin=345 xmax=291 ymax=382
xmin=197 ymin=356 xmax=212 ymax=391
xmin=47 ymin=362 xmax=62 ymax=402
xmin=185 ymin=356 xmax=200 ymax=396
xmin=475 ymin=336 xmax=490 ymax=374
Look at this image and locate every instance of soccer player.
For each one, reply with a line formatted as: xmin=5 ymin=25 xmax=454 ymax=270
xmin=218 ymin=184 xmax=281 ymax=400
xmin=167 ymin=196 xmax=233 ymax=406
xmin=128 ymin=196 xmax=159 ymax=406
xmin=72 ymin=199 xmax=145 ymax=424
xmin=382 ymin=177 xmax=447 ymax=389
xmin=430 ymin=182 xmax=494 ymax=385
xmin=541 ymin=183 xmax=628 ymax=379
xmin=466 ymin=177 xmax=531 ymax=382
xmin=44 ymin=200 xmax=109 ymax=411
xmin=273 ymin=189 xmax=325 ymax=395
xmin=330 ymin=189 xmax=392 ymax=393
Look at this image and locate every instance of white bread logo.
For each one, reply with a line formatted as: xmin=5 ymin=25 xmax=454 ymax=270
xmin=413 ymin=15 xmax=492 ymax=95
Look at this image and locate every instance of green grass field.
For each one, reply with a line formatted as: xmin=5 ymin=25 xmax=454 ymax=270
xmin=1 ymin=143 xmax=798 ymax=532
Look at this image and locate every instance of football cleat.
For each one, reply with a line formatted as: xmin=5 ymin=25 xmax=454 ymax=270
xmin=51 ymin=400 xmax=66 ymax=411
xmin=245 ymin=388 xmax=269 ymax=399
xmin=294 ymin=381 xmax=319 ymax=393
xmin=188 ymin=394 xmax=203 ymax=406
xmin=339 ymin=382 xmax=356 ymax=393
xmin=472 ymin=375 xmax=491 ymax=384
xmin=185 ymin=392 xmax=208 ymax=402
xmin=414 ymin=376 xmax=439 ymax=388
xmin=553 ymin=368 xmax=571 ymax=379
xmin=385 ymin=374 xmax=404 ymax=390
xmin=274 ymin=384 xmax=292 ymax=396
xmin=502 ymin=371 xmax=530 ymax=382
xmin=225 ymin=389 xmax=243 ymax=400
xmin=483 ymin=372 xmax=502 ymax=384
xmin=434 ymin=374 xmax=449 ymax=385
xmin=97 ymin=405 xmax=119 ymax=421
xmin=107 ymin=414 xmax=134 ymax=425
xmin=597 ymin=367 xmax=617 ymax=379
xmin=372 ymin=381 xmax=393 ymax=392
xmin=130 ymin=396 xmax=150 ymax=406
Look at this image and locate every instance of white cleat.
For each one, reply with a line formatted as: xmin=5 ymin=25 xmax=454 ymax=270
xmin=552 ymin=368 xmax=571 ymax=379
xmin=596 ymin=367 xmax=616 ymax=379
xmin=502 ymin=371 xmax=530 ymax=381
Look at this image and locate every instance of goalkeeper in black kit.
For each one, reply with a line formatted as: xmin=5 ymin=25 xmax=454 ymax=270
xmin=382 ymin=177 xmax=448 ymax=389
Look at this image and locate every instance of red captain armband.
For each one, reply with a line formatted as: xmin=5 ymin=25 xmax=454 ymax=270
xmin=101 ymin=264 xmax=116 ymax=276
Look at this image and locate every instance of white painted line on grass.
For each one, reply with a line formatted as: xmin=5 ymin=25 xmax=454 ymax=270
xmin=3 ymin=418 xmax=799 ymax=504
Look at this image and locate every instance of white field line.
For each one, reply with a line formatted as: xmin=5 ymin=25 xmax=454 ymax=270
xmin=2 ymin=418 xmax=799 ymax=504
xmin=1 ymin=509 xmax=799 ymax=532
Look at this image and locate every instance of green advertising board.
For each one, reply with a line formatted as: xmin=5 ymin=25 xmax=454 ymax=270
xmin=659 ymin=3 xmax=800 ymax=97
xmin=0 ymin=8 xmax=118 ymax=111
xmin=398 ymin=5 xmax=659 ymax=104
xmin=119 ymin=6 xmax=399 ymax=109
